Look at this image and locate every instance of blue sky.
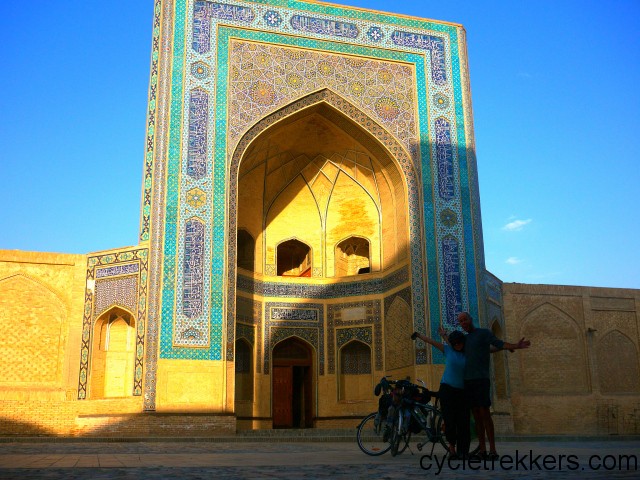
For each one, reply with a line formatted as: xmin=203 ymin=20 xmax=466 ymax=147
xmin=1 ymin=1 xmax=638 ymax=290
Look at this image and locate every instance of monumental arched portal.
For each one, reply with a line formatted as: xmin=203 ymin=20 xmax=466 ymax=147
xmin=109 ymin=0 xmax=486 ymax=426
xmin=3 ymin=0 xmax=638 ymax=438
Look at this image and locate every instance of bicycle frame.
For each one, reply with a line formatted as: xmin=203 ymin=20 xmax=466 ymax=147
xmin=389 ymin=386 xmax=447 ymax=456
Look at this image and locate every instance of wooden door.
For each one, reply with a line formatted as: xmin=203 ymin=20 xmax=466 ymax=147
xmin=272 ymin=365 xmax=293 ymax=427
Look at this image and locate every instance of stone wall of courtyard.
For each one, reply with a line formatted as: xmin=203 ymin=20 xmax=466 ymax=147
xmin=501 ymin=283 xmax=640 ymax=435
xmin=1 ymin=250 xmax=639 ymax=436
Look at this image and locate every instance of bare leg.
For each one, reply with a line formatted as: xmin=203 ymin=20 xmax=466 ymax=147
xmin=480 ymin=407 xmax=497 ymax=453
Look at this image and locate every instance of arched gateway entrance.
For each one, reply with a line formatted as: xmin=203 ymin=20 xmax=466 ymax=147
xmin=230 ymin=89 xmax=420 ymax=429
xmin=272 ymin=338 xmax=314 ymax=428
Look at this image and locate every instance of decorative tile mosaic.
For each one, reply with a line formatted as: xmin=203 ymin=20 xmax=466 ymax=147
xmin=93 ymin=276 xmax=138 ymax=318
xmin=141 ymin=0 xmax=176 ymax=411
xmin=177 ymin=218 xmax=207 ymax=346
xmin=327 ymin=300 xmax=381 ymax=374
xmin=148 ymin=0 xmax=486 ymax=376
xmin=236 ymin=266 xmax=408 ymax=299
xmin=96 ymin=263 xmax=139 ymax=278
xmin=236 ymin=322 xmax=254 ymax=346
xmin=139 ymin=0 xmax=163 ymax=243
xmin=384 ymin=293 xmax=415 ymax=370
xmin=290 ymin=15 xmax=359 ymax=39
xmin=78 ymin=248 xmax=149 ymax=399
xmin=193 ymin=0 xmax=255 ymax=54
xmin=336 ymin=327 xmax=373 ymax=349
xmin=339 ymin=337 xmax=372 ymax=374
xmin=390 ymin=31 xmax=446 ymax=85
xmin=435 ymin=117 xmax=454 ymax=200
xmin=264 ymin=302 xmax=324 ymax=375
xmin=187 ymin=90 xmax=208 ymax=180
xmin=383 ymin=287 xmax=426 ymax=363
xmin=227 ymin=40 xmax=417 ymax=161
xmin=442 ymin=236 xmax=462 ymax=338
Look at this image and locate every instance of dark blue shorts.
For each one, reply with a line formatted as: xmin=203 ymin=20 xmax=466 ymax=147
xmin=464 ymin=378 xmax=491 ymax=408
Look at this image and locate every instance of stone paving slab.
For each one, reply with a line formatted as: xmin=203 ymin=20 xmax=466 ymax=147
xmin=0 ymin=440 xmax=637 ymax=479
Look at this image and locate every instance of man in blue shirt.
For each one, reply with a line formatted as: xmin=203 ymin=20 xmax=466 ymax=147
xmin=458 ymin=311 xmax=531 ymax=460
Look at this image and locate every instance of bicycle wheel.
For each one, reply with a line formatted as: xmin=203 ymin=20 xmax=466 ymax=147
xmin=414 ymin=406 xmax=448 ymax=453
xmin=389 ymin=411 xmax=411 ymax=456
xmin=390 ymin=412 xmax=402 ymax=457
xmin=356 ymin=412 xmax=391 ymax=456
xmin=433 ymin=410 xmax=448 ymax=451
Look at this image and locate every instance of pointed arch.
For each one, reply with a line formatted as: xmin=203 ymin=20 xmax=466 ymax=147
xmin=334 ymin=236 xmax=371 ymax=277
xmin=275 ymin=238 xmax=313 ymax=277
xmin=597 ymin=330 xmax=640 ymax=393
xmin=519 ymin=303 xmax=589 ymax=394
xmin=339 ymin=340 xmax=372 ymax=401
xmin=90 ymin=306 xmax=136 ymax=399
xmin=227 ymin=88 xmax=425 ymax=361
xmin=0 ymin=274 xmax=66 ymax=386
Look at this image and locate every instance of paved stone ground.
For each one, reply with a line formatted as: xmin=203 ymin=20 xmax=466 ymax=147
xmin=0 ymin=439 xmax=638 ymax=479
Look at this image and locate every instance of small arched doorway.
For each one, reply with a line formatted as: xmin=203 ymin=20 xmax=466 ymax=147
xmin=272 ymin=337 xmax=314 ymax=428
xmin=90 ymin=307 xmax=136 ymax=398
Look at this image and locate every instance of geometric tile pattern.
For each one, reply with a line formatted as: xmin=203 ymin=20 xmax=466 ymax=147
xmin=93 ymin=276 xmax=138 ymax=318
xmin=442 ymin=236 xmax=462 ymax=327
xmin=383 ymin=287 xmax=418 ymax=364
xmin=236 ymin=266 xmax=408 ymax=299
xmin=339 ymin=337 xmax=372 ymax=374
xmin=263 ymin=302 xmax=324 ymax=375
xmin=187 ymin=90 xmax=208 ymax=180
xmin=178 ymin=218 xmax=206 ymax=346
xmin=327 ymin=300 xmax=381 ymax=374
xmin=227 ymin=41 xmax=417 ymax=159
xmin=435 ymin=117 xmax=454 ymax=200
xmin=78 ymin=248 xmax=149 ymax=399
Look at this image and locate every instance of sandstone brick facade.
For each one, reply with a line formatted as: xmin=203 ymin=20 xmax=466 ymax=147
xmin=1 ymin=250 xmax=638 ymax=436
xmin=500 ymin=283 xmax=640 ymax=435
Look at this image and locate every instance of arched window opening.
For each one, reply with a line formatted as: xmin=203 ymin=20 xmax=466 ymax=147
xmin=277 ymin=239 xmax=311 ymax=277
xmin=339 ymin=340 xmax=372 ymax=401
xmin=237 ymin=229 xmax=255 ymax=272
xmin=335 ymin=237 xmax=370 ymax=277
xmin=235 ymin=339 xmax=254 ymax=401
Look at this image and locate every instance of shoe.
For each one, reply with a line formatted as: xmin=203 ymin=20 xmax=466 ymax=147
xmin=469 ymin=445 xmax=481 ymax=456
xmin=469 ymin=450 xmax=486 ymax=461
xmin=486 ymin=451 xmax=499 ymax=461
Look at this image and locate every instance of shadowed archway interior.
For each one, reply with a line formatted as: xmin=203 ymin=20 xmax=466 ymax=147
xmin=236 ymin=101 xmax=409 ymax=279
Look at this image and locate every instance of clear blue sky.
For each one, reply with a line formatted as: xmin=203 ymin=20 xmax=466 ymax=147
xmin=1 ymin=1 xmax=638 ymax=290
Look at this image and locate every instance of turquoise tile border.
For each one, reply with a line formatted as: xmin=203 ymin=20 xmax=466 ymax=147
xmin=155 ymin=0 xmax=484 ymax=363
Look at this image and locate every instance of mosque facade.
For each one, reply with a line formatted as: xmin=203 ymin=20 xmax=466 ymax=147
xmin=1 ymin=0 xmax=639 ymax=436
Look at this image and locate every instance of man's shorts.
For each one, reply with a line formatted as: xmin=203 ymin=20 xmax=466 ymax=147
xmin=464 ymin=378 xmax=491 ymax=408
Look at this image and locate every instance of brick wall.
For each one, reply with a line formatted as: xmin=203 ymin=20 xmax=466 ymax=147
xmin=502 ymin=283 xmax=640 ymax=435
